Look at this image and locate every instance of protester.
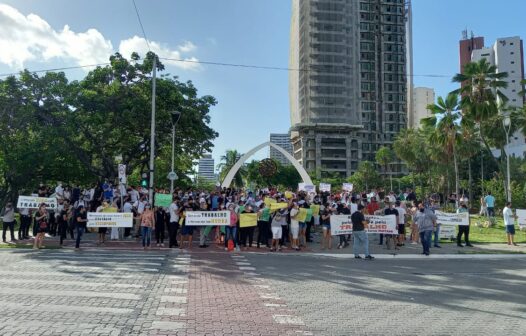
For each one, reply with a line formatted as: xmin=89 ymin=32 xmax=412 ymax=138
xmin=198 ymin=200 xmax=211 ymax=248
xmin=456 ymin=202 xmax=473 ymax=247
xmin=225 ymin=203 xmax=240 ymax=252
xmin=155 ymin=206 xmax=167 ymax=247
xmin=395 ymin=200 xmax=406 ymax=246
xmin=1 ymin=202 xmax=16 ymax=243
xmin=270 ymin=208 xmax=286 ymax=252
xmin=239 ymin=205 xmax=257 ymax=249
xmin=75 ymin=205 xmax=88 ymax=249
xmin=18 ymin=206 xmax=31 ymax=240
xmin=58 ymin=202 xmax=70 ymax=246
xmin=352 ymin=204 xmax=374 ymax=260
xmin=140 ymin=204 xmax=155 ymax=249
xmin=320 ymin=203 xmax=332 ymax=250
xmin=257 ymin=202 xmax=270 ymax=248
xmin=414 ymin=201 xmax=437 ymax=256
xmin=337 ymin=202 xmax=350 ymax=249
xmin=168 ymin=197 xmax=180 ymax=248
xmin=179 ymin=199 xmax=195 ymax=249
xmin=503 ymin=202 xmax=518 ymax=246
xmin=33 ymin=203 xmax=48 ymax=249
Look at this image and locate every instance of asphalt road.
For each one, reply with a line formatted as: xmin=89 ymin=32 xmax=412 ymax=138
xmin=0 ymin=249 xmax=525 ymax=336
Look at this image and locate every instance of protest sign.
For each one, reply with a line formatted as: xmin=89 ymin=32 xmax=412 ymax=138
xmin=439 ymin=225 xmax=457 ymax=239
xmin=17 ymin=196 xmax=57 ymax=210
xmin=297 ymin=208 xmax=307 ymax=222
xmin=185 ymin=211 xmax=230 ymax=226
xmin=264 ymin=197 xmax=277 ymax=206
xmin=435 ymin=211 xmax=469 ymax=226
xmin=240 ymin=213 xmax=258 ymax=228
xmin=87 ymin=212 xmax=133 ymax=228
xmin=319 ymin=183 xmax=331 ymax=192
xmin=342 ymin=183 xmax=353 ymax=192
xmin=298 ymin=183 xmax=315 ymax=193
xmin=269 ymin=203 xmax=289 ymax=212
xmin=330 ymin=214 xmax=397 ymax=236
xmin=516 ymin=209 xmax=526 ymax=229
xmin=310 ymin=204 xmax=320 ymax=216
xmin=154 ymin=193 xmax=172 ymax=208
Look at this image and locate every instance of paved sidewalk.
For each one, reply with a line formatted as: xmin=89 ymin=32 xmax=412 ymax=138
xmin=2 ymin=230 xmax=525 ymax=256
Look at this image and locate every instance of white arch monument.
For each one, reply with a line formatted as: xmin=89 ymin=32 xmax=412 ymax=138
xmin=221 ymin=141 xmax=313 ymax=189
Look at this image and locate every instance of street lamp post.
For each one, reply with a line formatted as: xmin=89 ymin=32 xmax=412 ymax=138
xmin=169 ymin=111 xmax=181 ymax=195
xmin=503 ymin=114 xmax=512 ymax=202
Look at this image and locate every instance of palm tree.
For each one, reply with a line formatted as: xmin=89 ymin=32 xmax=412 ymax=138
xmin=452 ymin=58 xmax=508 ymax=166
xmin=375 ymin=146 xmax=394 ymax=191
xmin=421 ymin=92 xmax=461 ymax=206
xmin=217 ymin=149 xmax=246 ymax=188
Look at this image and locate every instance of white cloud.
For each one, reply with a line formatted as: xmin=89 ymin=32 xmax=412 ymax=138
xmin=119 ymin=36 xmax=201 ymax=71
xmin=0 ymin=4 xmax=113 ymax=68
xmin=0 ymin=4 xmax=200 ymax=71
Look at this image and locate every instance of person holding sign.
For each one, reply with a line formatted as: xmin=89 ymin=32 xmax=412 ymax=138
xmin=257 ymin=203 xmax=271 ymax=249
xmin=239 ymin=206 xmax=257 ymax=249
xmin=75 ymin=206 xmax=88 ymax=249
xmin=320 ymin=203 xmax=333 ymax=250
xmin=503 ymin=202 xmax=518 ymax=246
xmin=456 ymin=203 xmax=473 ymax=247
xmin=289 ymin=202 xmax=300 ymax=251
xmin=351 ymin=204 xmax=374 ymax=260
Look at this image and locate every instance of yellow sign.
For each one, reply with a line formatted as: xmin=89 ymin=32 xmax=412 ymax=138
xmin=285 ymin=191 xmax=293 ymax=199
xmin=264 ymin=197 xmax=277 ymax=206
xmin=310 ymin=204 xmax=320 ymax=216
xmin=269 ymin=203 xmax=289 ymax=212
xmin=239 ymin=213 xmax=258 ymax=228
xmin=297 ymin=208 xmax=307 ymax=222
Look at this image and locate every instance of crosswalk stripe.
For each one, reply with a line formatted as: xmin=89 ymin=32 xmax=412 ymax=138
xmin=150 ymin=321 xmax=186 ymax=330
xmin=0 ymin=301 xmax=134 ymax=314
xmin=0 ymin=288 xmax=141 ymax=300
xmin=160 ymin=295 xmax=187 ymax=303
xmin=0 ymin=278 xmax=143 ymax=288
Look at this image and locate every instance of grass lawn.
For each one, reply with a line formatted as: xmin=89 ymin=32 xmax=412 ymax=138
xmin=465 ymin=215 xmax=526 ymax=244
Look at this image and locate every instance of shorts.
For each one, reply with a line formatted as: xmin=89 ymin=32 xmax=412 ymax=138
xmin=397 ymin=224 xmax=405 ymax=235
xmin=271 ymin=227 xmax=282 ymax=240
xmin=290 ymin=223 xmax=300 ymax=239
xmin=505 ymin=225 xmax=515 ymax=235
xmin=322 ymin=224 xmax=331 ymax=231
xmin=181 ymin=226 xmax=194 ymax=236
xmin=299 ymin=222 xmax=306 ymax=229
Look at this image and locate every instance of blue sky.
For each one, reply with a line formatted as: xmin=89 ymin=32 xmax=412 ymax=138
xmin=1 ymin=0 xmax=525 ymax=171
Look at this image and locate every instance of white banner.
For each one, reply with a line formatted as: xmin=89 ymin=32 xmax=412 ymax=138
xmin=319 ymin=183 xmax=331 ymax=192
xmin=87 ymin=212 xmax=133 ymax=228
xmin=342 ymin=183 xmax=353 ymax=192
xmin=17 ymin=196 xmax=57 ymax=210
xmin=330 ymin=214 xmax=397 ymax=235
xmin=435 ymin=211 xmax=469 ymax=226
xmin=185 ymin=211 xmax=231 ymax=226
xmin=298 ymin=183 xmax=315 ymax=193
xmin=516 ymin=209 xmax=526 ymax=228
xmin=439 ymin=225 xmax=457 ymax=239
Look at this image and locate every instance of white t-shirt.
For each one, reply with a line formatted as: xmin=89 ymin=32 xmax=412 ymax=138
xmin=396 ymin=206 xmax=406 ymax=224
xmin=388 ymin=195 xmax=396 ymax=204
xmin=350 ymin=203 xmax=358 ymax=214
xmin=503 ymin=207 xmax=514 ymax=226
xmin=123 ymin=202 xmax=133 ymax=213
xmin=169 ymin=203 xmax=179 ymax=223
xmin=290 ymin=208 xmax=299 ymax=226
xmin=130 ymin=189 xmax=140 ymax=203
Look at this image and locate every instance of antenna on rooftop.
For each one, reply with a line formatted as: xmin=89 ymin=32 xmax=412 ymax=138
xmin=462 ymin=29 xmax=468 ymax=40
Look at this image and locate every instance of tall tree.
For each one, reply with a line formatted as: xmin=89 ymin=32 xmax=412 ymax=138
xmin=421 ymin=92 xmax=461 ymax=206
xmin=217 ymin=150 xmax=246 ymax=188
xmin=375 ymin=146 xmax=394 ymax=191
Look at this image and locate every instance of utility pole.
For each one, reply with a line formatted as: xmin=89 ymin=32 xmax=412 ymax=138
xmin=149 ymin=57 xmax=157 ymax=204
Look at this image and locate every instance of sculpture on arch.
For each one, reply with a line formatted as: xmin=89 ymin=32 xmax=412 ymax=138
xmin=220 ymin=141 xmax=313 ymax=189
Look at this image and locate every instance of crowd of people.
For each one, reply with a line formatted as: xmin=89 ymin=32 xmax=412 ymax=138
xmin=1 ymin=182 xmax=520 ymax=254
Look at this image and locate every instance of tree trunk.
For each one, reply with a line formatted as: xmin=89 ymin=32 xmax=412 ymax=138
xmin=468 ymin=158 xmax=473 ymax=206
xmin=453 ymin=146 xmax=460 ymax=208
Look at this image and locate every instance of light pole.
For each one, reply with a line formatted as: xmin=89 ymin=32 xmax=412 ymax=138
xmin=503 ymin=114 xmax=512 ymax=202
xmin=169 ymin=111 xmax=181 ymax=195
xmin=148 ymin=57 xmax=157 ymax=204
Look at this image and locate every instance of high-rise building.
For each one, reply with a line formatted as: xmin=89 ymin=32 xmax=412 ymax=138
xmin=289 ymin=0 xmax=409 ymax=178
xmin=469 ymin=36 xmax=525 ymax=157
xmin=198 ymin=154 xmax=215 ymax=181
xmin=409 ymin=87 xmax=435 ymax=128
xmin=459 ymin=31 xmax=484 ymax=74
xmin=269 ymin=133 xmax=293 ymax=166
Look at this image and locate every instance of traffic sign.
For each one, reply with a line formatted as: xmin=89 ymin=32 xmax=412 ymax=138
xmin=167 ymin=172 xmax=178 ymax=181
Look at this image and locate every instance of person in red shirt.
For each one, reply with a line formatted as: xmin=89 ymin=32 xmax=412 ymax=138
xmin=367 ymin=198 xmax=379 ymax=215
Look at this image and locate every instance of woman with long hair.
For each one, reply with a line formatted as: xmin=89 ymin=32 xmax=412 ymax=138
xmin=33 ymin=203 xmax=48 ymax=249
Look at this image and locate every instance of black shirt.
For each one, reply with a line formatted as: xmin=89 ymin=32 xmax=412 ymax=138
xmin=351 ymin=211 xmax=366 ymax=231
xmin=76 ymin=211 xmax=87 ymax=228
xmin=384 ymin=208 xmax=399 ymax=218
xmin=340 ymin=207 xmax=351 ymax=215
xmin=320 ymin=209 xmax=330 ymax=225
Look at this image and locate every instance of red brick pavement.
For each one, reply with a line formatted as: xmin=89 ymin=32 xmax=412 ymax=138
xmin=179 ymin=252 xmax=310 ymax=336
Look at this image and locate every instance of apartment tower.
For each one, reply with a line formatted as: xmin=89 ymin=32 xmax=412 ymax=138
xmin=289 ymin=0 xmax=408 ymax=178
